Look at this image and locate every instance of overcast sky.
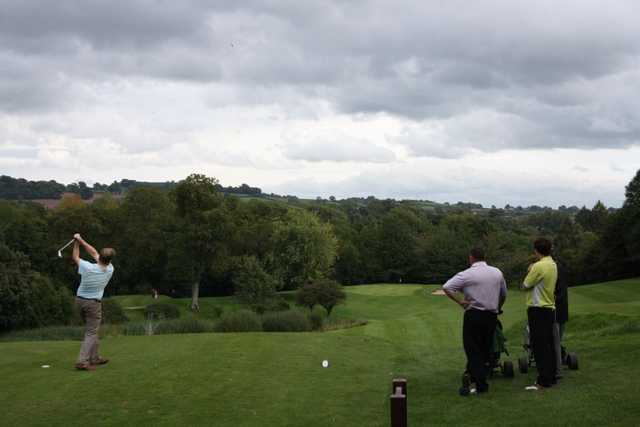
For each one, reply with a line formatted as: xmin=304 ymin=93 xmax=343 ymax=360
xmin=1 ymin=0 xmax=639 ymax=207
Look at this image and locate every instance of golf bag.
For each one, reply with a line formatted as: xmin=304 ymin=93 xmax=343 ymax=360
xmin=488 ymin=319 xmax=514 ymax=378
xmin=518 ymin=323 xmax=579 ymax=373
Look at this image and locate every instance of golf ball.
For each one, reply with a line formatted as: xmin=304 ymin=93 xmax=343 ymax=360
xmin=41 ymin=365 xmax=50 ymax=368
xmin=322 ymin=360 xmax=329 ymax=368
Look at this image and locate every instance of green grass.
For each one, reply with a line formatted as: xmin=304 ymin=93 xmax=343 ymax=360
xmin=1 ymin=279 xmax=640 ymax=426
xmin=109 ymin=294 xmax=240 ymax=322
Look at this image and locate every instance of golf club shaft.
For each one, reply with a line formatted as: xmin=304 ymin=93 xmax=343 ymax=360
xmin=58 ymin=239 xmax=75 ymax=252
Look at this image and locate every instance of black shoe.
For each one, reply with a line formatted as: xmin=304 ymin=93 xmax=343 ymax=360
xmin=476 ymin=384 xmax=489 ymax=393
xmin=459 ymin=373 xmax=471 ymax=396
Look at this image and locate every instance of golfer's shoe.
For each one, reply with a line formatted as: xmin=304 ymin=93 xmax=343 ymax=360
xmin=91 ymin=358 xmax=109 ymax=365
xmin=476 ymin=384 xmax=489 ymax=393
xmin=75 ymin=362 xmax=96 ymax=371
xmin=459 ymin=373 xmax=472 ymax=396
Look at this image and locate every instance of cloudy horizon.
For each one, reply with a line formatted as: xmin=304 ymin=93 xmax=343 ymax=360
xmin=1 ymin=0 xmax=639 ymax=208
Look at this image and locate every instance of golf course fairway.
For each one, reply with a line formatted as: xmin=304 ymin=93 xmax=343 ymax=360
xmin=2 ymin=279 xmax=640 ymax=426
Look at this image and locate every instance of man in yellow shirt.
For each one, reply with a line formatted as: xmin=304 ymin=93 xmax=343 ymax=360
xmin=521 ymin=238 xmax=557 ymax=390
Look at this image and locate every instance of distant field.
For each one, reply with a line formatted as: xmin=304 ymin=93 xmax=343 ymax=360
xmin=1 ymin=279 xmax=639 ymax=426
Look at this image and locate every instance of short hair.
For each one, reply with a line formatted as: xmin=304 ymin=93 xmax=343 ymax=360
xmin=533 ymin=238 xmax=552 ymax=256
xmin=99 ymin=248 xmax=116 ymax=264
xmin=469 ymin=247 xmax=485 ymax=261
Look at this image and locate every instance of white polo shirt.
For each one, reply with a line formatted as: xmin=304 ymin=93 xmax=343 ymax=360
xmin=442 ymin=261 xmax=507 ymax=313
xmin=76 ymin=259 xmax=114 ymax=300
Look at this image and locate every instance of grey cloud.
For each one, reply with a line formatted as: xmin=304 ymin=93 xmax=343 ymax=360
xmin=0 ymin=1 xmax=208 ymax=50
xmin=272 ymin=167 xmax=626 ymax=208
xmin=283 ymin=132 xmax=396 ymax=163
xmin=2 ymin=0 xmax=640 ymax=154
xmin=0 ymin=146 xmax=38 ymax=158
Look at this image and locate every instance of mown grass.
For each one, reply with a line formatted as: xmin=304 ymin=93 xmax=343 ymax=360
xmin=109 ymin=294 xmax=240 ymax=322
xmin=1 ymin=279 xmax=639 ymax=426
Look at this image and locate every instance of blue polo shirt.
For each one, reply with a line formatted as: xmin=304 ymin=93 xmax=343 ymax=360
xmin=77 ymin=259 xmax=114 ymax=300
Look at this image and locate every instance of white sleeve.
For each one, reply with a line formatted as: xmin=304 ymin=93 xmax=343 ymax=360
xmin=78 ymin=259 xmax=91 ymax=275
xmin=443 ymin=271 xmax=467 ymax=292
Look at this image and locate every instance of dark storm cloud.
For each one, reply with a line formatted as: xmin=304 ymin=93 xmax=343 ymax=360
xmin=2 ymin=0 xmax=640 ymax=153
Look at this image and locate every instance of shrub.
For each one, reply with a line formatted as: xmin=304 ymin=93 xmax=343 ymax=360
xmin=144 ymin=303 xmax=180 ymax=320
xmin=102 ymin=299 xmax=128 ymax=324
xmin=214 ymin=309 xmax=262 ymax=332
xmin=121 ymin=322 xmax=148 ymax=336
xmin=0 ymin=245 xmax=76 ymax=332
xmin=262 ymin=310 xmax=311 ymax=332
xmin=154 ymin=318 xmax=216 ymax=335
xmin=253 ymin=297 xmax=290 ymax=314
xmin=307 ymin=310 xmax=324 ymax=331
xmin=233 ymin=256 xmax=277 ymax=313
xmin=269 ymin=297 xmax=290 ymax=312
xmin=209 ymin=306 xmax=223 ymax=319
xmin=296 ymin=279 xmax=346 ymax=316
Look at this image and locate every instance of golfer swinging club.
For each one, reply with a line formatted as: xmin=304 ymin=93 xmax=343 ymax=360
xmin=71 ymin=233 xmax=116 ymax=371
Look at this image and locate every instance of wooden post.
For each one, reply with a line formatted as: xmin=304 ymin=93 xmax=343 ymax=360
xmin=390 ymin=378 xmax=407 ymax=427
xmin=392 ymin=378 xmax=407 ymax=397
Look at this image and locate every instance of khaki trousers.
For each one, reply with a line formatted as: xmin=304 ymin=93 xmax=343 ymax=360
xmin=76 ymin=297 xmax=102 ymax=364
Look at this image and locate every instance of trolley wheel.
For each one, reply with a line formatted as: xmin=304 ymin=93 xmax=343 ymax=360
xmin=518 ymin=356 xmax=529 ymax=373
xmin=567 ymin=353 xmax=579 ymax=370
xmin=503 ymin=360 xmax=515 ymax=378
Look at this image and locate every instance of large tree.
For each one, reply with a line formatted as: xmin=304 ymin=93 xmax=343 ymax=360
xmin=272 ymin=209 xmax=338 ymax=290
xmin=172 ymin=174 xmax=225 ymax=311
xmin=232 ymin=256 xmax=277 ymax=313
xmin=116 ymin=188 xmax=172 ymax=294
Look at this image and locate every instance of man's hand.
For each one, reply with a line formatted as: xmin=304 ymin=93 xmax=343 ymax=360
xmin=459 ymin=299 xmax=470 ymax=309
xmin=73 ymin=234 xmax=100 ymax=262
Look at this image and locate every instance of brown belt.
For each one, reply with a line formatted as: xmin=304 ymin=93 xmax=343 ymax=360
xmin=76 ymin=295 xmax=102 ymax=303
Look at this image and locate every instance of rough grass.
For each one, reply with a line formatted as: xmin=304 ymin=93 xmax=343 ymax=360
xmin=1 ymin=279 xmax=640 ymax=426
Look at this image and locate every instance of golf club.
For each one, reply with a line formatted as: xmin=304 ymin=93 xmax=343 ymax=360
xmin=57 ymin=239 xmax=75 ymax=258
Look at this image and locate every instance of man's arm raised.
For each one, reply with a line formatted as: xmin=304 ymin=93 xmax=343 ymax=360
xmin=72 ymin=239 xmax=81 ymax=265
xmin=74 ymin=233 xmax=100 ymax=263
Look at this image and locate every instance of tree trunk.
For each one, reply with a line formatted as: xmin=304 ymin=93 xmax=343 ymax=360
xmin=191 ymin=281 xmax=200 ymax=312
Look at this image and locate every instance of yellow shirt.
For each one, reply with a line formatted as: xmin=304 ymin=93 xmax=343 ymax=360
xmin=522 ymin=256 xmax=557 ymax=309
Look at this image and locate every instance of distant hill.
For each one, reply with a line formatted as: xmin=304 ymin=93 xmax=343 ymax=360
xmin=0 ymin=174 xmax=585 ymax=216
xmin=0 ymin=175 xmax=260 ymax=202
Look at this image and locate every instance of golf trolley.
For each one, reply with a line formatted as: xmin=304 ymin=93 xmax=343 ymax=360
xmin=518 ymin=325 xmax=579 ymax=374
xmin=489 ymin=318 xmax=515 ymax=378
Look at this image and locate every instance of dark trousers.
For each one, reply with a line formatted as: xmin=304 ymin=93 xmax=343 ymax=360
xmin=528 ymin=307 xmax=557 ymax=387
xmin=463 ymin=309 xmax=497 ymax=391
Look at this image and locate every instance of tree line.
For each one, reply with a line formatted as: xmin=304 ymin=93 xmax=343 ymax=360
xmin=0 ymin=175 xmax=261 ymax=201
xmin=1 ymin=170 xmax=639 ymax=331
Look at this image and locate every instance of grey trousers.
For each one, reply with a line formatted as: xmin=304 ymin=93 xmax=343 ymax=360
xmin=76 ymin=297 xmax=102 ymax=364
xmin=553 ymin=322 xmax=565 ymax=376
